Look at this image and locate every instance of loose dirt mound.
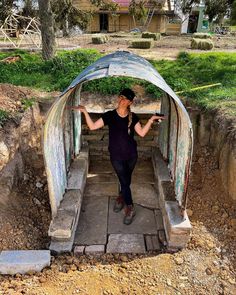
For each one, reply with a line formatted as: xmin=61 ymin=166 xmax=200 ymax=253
xmin=0 ymin=83 xmax=59 ymax=114
xmin=0 ymin=84 xmax=35 ymax=113
xmin=0 ymin=167 xmax=51 ymax=251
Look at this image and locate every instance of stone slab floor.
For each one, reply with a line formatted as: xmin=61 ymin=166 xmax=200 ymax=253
xmin=74 ymin=159 xmax=165 ymax=254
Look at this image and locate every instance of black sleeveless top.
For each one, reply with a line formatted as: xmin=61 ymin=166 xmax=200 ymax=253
xmin=101 ymin=110 xmax=139 ymax=160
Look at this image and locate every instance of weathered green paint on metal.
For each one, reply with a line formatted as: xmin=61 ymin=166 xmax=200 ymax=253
xmin=64 ymin=94 xmax=73 ymax=172
xmin=169 ymin=99 xmax=178 ymax=180
xmin=158 ymin=95 xmax=170 ymax=160
xmin=73 ymin=85 xmax=82 ymax=156
xmin=174 ymin=108 xmax=192 ymax=205
xmin=43 ymin=88 xmax=73 ymax=217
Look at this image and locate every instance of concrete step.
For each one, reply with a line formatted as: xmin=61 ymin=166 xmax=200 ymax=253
xmin=49 ymin=144 xmax=89 ymax=253
xmin=48 ymin=190 xmax=82 ymax=240
xmin=50 ymin=147 xmax=191 ymax=254
xmin=74 ymin=195 xmax=109 ymax=245
xmin=152 ymin=147 xmax=192 ymax=250
xmin=106 ymin=234 xmax=146 ymax=254
xmin=0 ymin=250 xmax=50 ymax=275
xmin=73 ymin=153 xmax=164 ymax=253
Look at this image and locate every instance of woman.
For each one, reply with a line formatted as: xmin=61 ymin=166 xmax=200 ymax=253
xmin=71 ymin=88 xmax=164 ymax=225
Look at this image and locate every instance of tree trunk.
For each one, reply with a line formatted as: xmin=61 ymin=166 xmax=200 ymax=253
xmin=38 ymin=0 xmax=55 ymax=60
xmin=62 ymin=14 xmax=69 ymax=37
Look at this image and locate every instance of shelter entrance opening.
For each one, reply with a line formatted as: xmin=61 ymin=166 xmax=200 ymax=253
xmin=43 ymin=51 xmax=192 ymax=254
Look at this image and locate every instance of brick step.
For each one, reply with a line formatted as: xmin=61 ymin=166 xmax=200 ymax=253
xmin=49 ymin=144 xmax=89 ymax=253
xmin=152 ymin=147 xmax=192 ymax=250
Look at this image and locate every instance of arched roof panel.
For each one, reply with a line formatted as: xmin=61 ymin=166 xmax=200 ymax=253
xmin=43 ymin=51 xmax=193 ymax=217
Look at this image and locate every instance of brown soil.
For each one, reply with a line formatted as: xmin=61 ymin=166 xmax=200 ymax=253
xmin=0 ymin=84 xmax=57 ymax=253
xmin=0 ymin=167 xmax=51 ymax=251
xmin=0 ymin=83 xmax=59 ymax=115
xmin=0 ymin=142 xmax=235 ymax=294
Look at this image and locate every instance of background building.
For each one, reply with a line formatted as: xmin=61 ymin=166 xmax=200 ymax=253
xmin=74 ymin=0 xmax=180 ymax=34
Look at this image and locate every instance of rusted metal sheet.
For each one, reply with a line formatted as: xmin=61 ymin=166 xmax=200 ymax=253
xmin=168 ymin=98 xmax=178 ymax=180
xmin=43 ymin=88 xmax=74 ymax=217
xmin=63 ymin=94 xmax=73 ymax=172
xmin=158 ymin=94 xmax=170 ymax=160
xmin=73 ymin=85 xmax=82 ymax=157
xmin=174 ymin=108 xmax=193 ymax=207
xmin=43 ymin=51 xmax=193 ymax=216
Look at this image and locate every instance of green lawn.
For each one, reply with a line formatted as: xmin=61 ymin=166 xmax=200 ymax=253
xmin=0 ymin=49 xmax=235 ymax=117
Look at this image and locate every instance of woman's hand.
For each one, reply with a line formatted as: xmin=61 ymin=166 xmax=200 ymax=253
xmin=77 ymin=105 xmax=87 ymax=113
xmin=66 ymin=105 xmax=87 ymax=113
xmin=149 ymin=115 xmax=166 ymax=124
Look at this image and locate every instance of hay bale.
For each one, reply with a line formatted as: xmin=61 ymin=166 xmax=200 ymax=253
xmin=92 ymin=34 xmax=109 ymax=44
xmin=131 ymin=39 xmax=154 ymax=49
xmin=191 ymin=38 xmax=214 ymax=50
xmin=141 ymin=32 xmax=161 ymax=40
xmin=193 ymin=32 xmax=212 ymax=39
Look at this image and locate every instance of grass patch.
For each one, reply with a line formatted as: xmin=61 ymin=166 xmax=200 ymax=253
xmin=0 ymin=110 xmax=10 ymax=126
xmin=0 ymin=49 xmax=235 ymax=117
xmin=0 ymin=49 xmax=102 ymax=91
xmin=149 ymin=52 xmax=236 ymax=116
xmin=21 ymin=98 xmax=36 ymax=110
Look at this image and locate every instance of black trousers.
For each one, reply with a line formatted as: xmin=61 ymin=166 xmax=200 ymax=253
xmin=110 ymin=156 xmax=137 ymax=206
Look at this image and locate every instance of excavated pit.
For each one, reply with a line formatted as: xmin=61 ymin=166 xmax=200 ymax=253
xmin=0 ymin=86 xmax=235 ymax=263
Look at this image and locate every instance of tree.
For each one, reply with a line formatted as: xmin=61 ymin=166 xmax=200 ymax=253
xmin=38 ymin=0 xmax=55 ymax=60
xmin=52 ymin=0 xmax=93 ymax=36
xmin=90 ymin=0 xmax=118 ymax=11
xmin=205 ymin=0 xmax=229 ymax=23
xmin=230 ymin=0 xmax=236 ymax=24
xmin=51 ymin=0 xmax=118 ymax=36
xmin=129 ymin=0 xmax=148 ymax=27
xmin=178 ymin=0 xmax=234 ymax=24
xmin=21 ymin=0 xmax=38 ymax=18
xmin=0 ymin=0 xmax=17 ymax=24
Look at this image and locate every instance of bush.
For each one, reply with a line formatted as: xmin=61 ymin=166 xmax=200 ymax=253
xmin=141 ymin=32 xmax=161 ymax=40
xmin=193 ymin=32 xmax=212 ymax=39
xmin=92 ymin=34 xmax=109 ymax=44
xmin=131 ymin=39 xmax=154 ymax=49
xmin=191 ymin=38 xmax=214 ymax=50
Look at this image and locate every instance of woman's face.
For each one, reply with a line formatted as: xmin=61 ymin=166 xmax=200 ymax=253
xmin=118 ymin=95 xmax=132 ymax=108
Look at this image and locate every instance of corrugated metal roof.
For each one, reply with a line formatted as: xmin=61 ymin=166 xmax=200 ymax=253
xmin=44 ymin=50 xmax=193 ymax=217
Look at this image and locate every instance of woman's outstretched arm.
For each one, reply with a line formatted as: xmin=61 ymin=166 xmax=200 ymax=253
xmin=134 ymin=115 xmax=165 ymax=138
xmin=68 ymin=105 xmax=104 ymax=130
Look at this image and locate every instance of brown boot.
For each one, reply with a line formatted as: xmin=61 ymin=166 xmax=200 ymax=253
xmin=123 ymin=205 xmax=136 ymax=225
xmin=113 ymin=195 xmax=125 ymax=213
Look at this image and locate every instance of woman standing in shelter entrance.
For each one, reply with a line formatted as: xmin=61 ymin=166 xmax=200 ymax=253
xmin=71 ymin=88 xmax=165 ymax=225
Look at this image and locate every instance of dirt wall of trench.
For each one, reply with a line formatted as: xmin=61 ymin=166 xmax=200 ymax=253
xmin=0 ymin=101 xmax=236 ymax=209
xmin=189 ymin=108 xmax=236 ymax=201
xmin=0 ymin=103 xmax=45 ymax=207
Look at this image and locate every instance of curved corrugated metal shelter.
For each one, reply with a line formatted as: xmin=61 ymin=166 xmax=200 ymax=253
xmin=43 ymin=51 xmax=193 ymax=218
